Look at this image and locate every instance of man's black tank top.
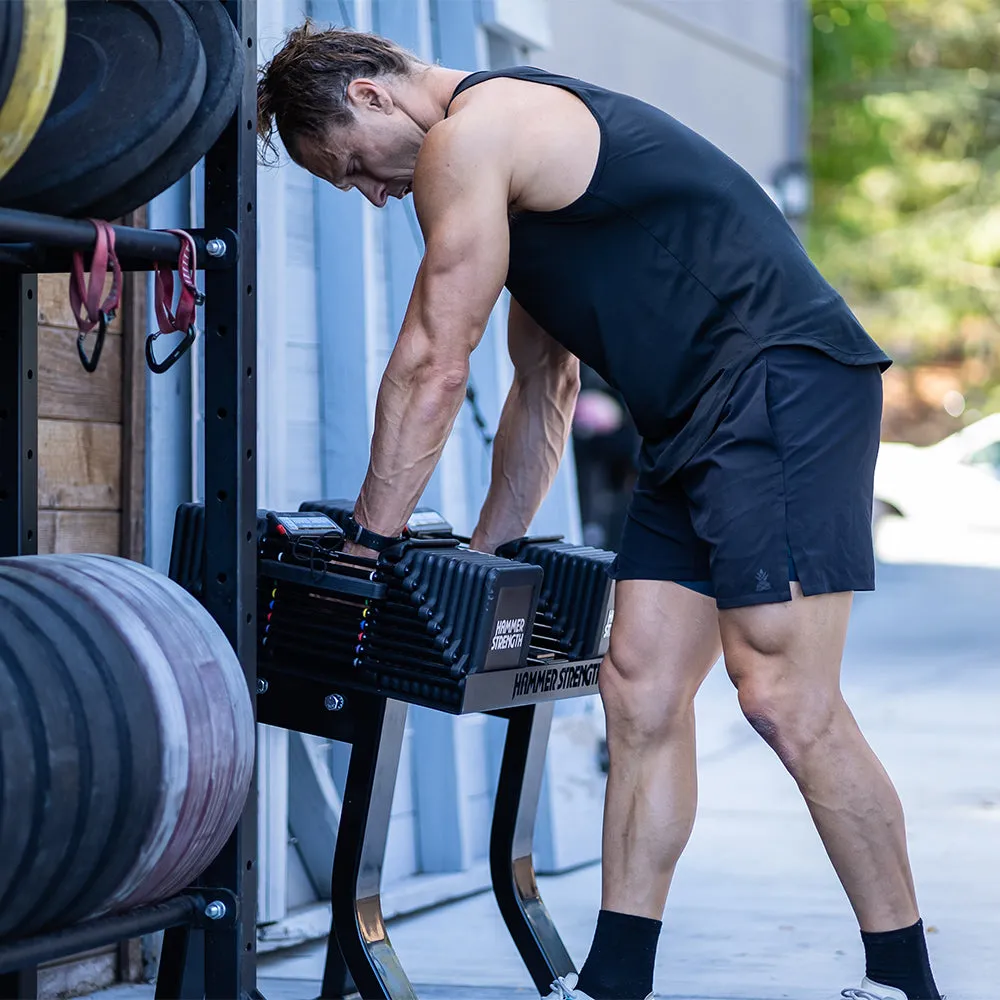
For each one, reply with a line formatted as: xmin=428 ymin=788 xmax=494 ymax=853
xmin=447 ymin=67 xmax=890 ymax=486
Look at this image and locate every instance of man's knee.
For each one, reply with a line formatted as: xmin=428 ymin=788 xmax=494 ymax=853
xmin=721 ymin=592 xmax=852 ymax=766
xmin=731 ymin=667 xmax=841 ymax=768
xmin=599 ymin=636 xmax=698 ymax=748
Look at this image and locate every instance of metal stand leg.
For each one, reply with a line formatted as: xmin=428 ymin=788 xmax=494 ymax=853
xmin=490 ymin=702 xmax=575 ymax=993
xmin=155 ymin=926 xmax=205 ymax=1000
xmin=322 ymin=697 xmax=415 ymax=1000
xmin=318 ymin=933 xmax=354 ymax=1000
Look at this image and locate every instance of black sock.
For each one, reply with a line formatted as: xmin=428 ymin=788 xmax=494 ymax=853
xmin=861 ymin=919 xmax=941 ymax=1000
xmin=574 ymin=909 xmax=661 ymax=999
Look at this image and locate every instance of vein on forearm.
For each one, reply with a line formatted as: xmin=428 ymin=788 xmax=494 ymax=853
xmin=476 ymin=366 xmax=579 ymax=548
xmin=357 ymin=334 xmax=470 ymax=534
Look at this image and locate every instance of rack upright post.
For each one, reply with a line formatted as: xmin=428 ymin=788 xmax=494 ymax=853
xmin=0 ymin=266 xmax=39 ymax=1000
xmin=0 ymin=272 xmax=37 ymax=559
xmin=196 ymin=1 xmax=260 ymax=997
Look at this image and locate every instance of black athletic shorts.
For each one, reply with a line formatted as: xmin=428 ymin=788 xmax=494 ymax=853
xmin=610 ymin=345 xmax=884 ymax=608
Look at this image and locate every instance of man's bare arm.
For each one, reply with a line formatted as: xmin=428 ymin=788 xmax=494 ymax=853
xmin=352 ymin=118 xmax=511 ymax=540
xmin=469 ymin=297 xmax=580 ymax=553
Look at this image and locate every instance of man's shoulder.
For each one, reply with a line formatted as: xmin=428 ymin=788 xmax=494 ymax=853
xmin=421 ymin=93 xmax=516 ymax=170
xmin=413 ymin=100 xmax=515 ymax=212
xmin=439 ymin=76 xmax=527 ymax=132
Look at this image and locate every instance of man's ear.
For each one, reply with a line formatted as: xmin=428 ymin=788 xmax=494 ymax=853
xmin=346 ymin=78 xmax=394 ymax=114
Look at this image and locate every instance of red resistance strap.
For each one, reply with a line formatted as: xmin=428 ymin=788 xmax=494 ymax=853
xmin=154 ymin=229 xmax=202 ymax=336
xmin=69 ymin=220 xmax=122 ymax=373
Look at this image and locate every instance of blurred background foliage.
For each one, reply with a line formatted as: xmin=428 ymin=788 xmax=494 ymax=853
xmin=810 ymin=0 xmax=1000 ymax=440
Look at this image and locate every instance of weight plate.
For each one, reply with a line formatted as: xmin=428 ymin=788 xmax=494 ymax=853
xmin=9 ymin=557 xmax=190 ymax=915
xmin=0 ymin=0 xmax=66 ymax=184
xmin=0 ymin=2 xmax=23 ymax=110
xmin=0 ymin=587 xmax=83 ymax=938
xmin=0 ymin=567 xmax=158 ymax=929
xmin=77 ymin=0 xmax=245 ymax=221
xmin=0 ymin=575 xmax=111 ymax=933
xmin=0 ymin=625 xmax=39 ymax=918
xmin=111 ymin=556 xmax=255 ymax=869
xmin=69 ymin=556 xmax=250 ymax=905
xmin=0 ymin=0 xmax=205 ymax=215
xmin=66 ymin=556 xmax=220 ymax=906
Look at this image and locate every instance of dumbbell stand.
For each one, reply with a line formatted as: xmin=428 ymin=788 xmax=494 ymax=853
xmin=258 ymin=664 xmax=594 ymax=1000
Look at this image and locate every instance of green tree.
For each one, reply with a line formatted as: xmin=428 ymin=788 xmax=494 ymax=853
xmin=810 ymin=0 xmax=1000 ymax=404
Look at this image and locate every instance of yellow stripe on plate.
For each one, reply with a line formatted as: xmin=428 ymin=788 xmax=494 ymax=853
xmin=0 ymin=0 xmax=67 ymax=184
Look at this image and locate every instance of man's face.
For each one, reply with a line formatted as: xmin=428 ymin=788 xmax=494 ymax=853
xmin=300 ymin=79 xmax=424 ymax=208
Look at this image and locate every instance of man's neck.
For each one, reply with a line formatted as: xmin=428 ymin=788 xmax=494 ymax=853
xmin=397 ymin=65 xmax=471 ymax=133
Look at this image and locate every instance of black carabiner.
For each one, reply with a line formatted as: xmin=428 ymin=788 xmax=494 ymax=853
xmin=146 ymin=324 xmax=197 ymax=374
xmin=77 ymin=310 xmax=110 ymax=373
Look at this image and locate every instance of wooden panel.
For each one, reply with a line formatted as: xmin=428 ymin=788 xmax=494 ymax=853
xmin=38 ymin=324 xmax=122 ymax=422
xmin=37 ymin=273 xmax=124 ymax=332
xmin=38 ymin=420 xmax=121 ymax=509
xmin=37 ymin=511 xmax=121 ymax=555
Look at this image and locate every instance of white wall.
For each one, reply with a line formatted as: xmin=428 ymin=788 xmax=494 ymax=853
xmin=539 ymin=0 xmax=799 ymax=186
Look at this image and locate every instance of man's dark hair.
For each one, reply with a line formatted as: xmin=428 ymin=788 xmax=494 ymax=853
xmin=257 ymin=21 xmax=424 ymax=165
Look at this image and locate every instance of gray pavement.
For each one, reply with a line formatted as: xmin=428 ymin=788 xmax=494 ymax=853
xmin=88 ymin=551 xmax=1000 ymax=999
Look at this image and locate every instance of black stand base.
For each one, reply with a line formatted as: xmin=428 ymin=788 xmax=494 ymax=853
xmin=306 ymin=695 xmax=577 ymax=999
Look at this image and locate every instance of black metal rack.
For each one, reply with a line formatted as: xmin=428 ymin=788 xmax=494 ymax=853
xmin=0 ymin=2 xmax=259 ymax=998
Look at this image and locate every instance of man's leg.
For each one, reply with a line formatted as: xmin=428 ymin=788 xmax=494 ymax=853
xmin=719 ymin=585 xmax=940 ymax=999
xmin=572 ymin=578 xmax=722 ymax=1000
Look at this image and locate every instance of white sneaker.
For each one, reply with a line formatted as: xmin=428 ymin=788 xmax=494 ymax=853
xmin=841 ymin=979 xmax=910 ymax=1000
xmin=541 ymin=973 xmax=653 ymax=1000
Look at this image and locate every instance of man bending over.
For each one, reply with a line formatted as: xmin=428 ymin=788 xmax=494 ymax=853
xmin=258 ymin=23 xmax=942 ymax=1000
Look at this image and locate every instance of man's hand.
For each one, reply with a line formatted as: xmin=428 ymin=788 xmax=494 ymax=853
xmin=341 ymin=539 xmax=379 ymax=560
xmin=352 ymin=112 xmax=515 ymax=538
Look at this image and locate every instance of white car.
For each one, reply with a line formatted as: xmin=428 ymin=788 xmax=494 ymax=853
xmin=874 ymin=413 xmax=1000 ymax=531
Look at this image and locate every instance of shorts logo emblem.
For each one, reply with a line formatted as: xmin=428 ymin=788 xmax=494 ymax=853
xmin=755 ymin=569 xmax=771 ymax=592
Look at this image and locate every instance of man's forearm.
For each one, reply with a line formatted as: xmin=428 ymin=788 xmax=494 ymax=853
xmin=471 ymin=367 xmax=580 ymax=552
xmin=354 ymin=346 xmax=469 ymax=538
